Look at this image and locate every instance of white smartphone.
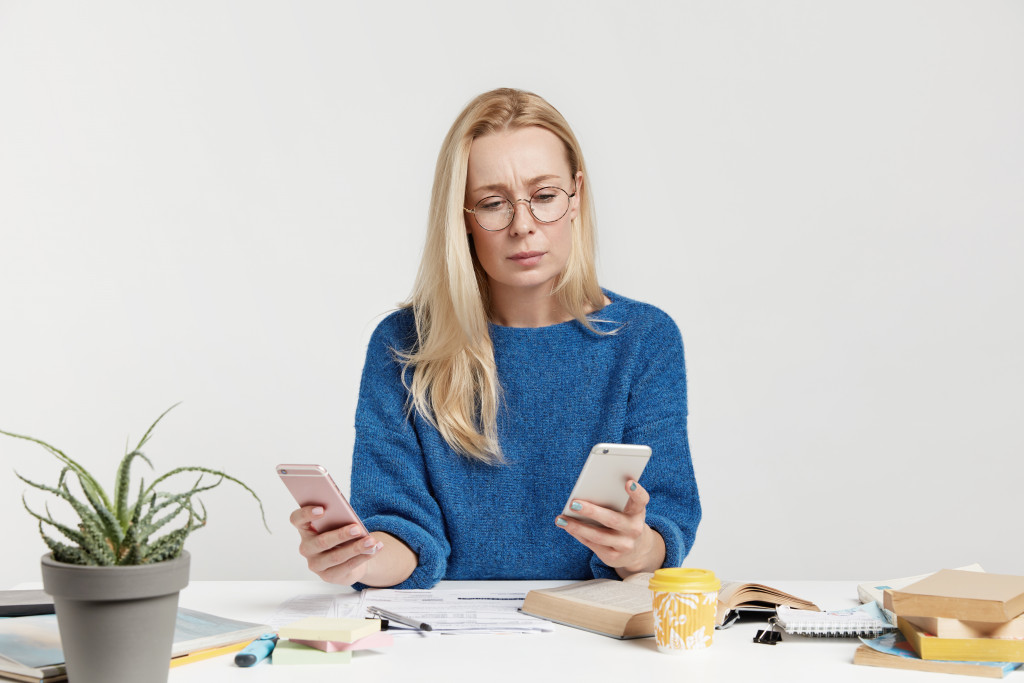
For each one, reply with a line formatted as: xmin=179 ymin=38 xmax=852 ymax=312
xmin=561 ymin=444 xmax=652 ymax=524
xmin=277 ymin=464 xmax=367 ymax=535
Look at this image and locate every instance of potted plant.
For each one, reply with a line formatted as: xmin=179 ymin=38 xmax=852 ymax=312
xmin=0 ymin=404 xmax=267 ymax=683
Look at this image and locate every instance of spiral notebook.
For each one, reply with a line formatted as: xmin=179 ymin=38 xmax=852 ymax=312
xmin=775 ymin=603 xmax=896 ymax=637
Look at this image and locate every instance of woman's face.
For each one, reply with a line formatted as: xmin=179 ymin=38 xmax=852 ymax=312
xmin=464 ymin=126 xmax=582 ymax=298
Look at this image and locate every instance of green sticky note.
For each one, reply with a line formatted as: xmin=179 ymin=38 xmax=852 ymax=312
xmin=272 ymin=640 xmax=353 ymax=665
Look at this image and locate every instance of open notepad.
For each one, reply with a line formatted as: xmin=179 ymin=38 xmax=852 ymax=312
xmin=775 ymin=603 xmax=895 ymax=637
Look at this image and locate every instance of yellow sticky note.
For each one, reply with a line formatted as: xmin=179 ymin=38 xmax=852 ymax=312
xmin=277 ymin=617 xmax=380 ymax=644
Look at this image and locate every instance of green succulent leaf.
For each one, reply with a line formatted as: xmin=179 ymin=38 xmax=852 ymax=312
xmin=114 ymin=449 xmax=153 ymax=531
xmin=145 ymin=466 xmax=268 ymax=532
xmin=39 ymin=523 xmax=94 ymax=566
xmin=1 ymin=429 xmax=113 ymax=511
xmin=22 ymin=496 xmax=90 ymax=550
xmin=72 ymin=470 xmax=124 ymax=550
xmin=4 ymin=404 xmax=268 ymax=567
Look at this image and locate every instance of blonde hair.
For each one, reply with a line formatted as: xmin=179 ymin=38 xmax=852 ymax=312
xmin=400 ymin=88 xmax=604 ymax=464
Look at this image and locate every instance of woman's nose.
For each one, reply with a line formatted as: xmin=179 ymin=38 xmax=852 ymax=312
xmin=507 ymin=198 xmax=536 ymax=237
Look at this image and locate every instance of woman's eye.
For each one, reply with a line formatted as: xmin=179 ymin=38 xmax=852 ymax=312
xmin=533 ymin=192 xmax=557 ymax=203
xmin=479 ymin=199 xmax=507 ymax=212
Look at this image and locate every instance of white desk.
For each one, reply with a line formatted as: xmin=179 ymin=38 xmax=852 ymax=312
xmin=138 ymin=580 xmax=938 ymax=683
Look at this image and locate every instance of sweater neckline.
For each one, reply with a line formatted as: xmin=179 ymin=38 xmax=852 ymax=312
xmin=487 ymin=289 xmax=621 ymax=334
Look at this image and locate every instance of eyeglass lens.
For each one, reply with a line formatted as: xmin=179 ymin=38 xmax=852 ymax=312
xmin=473 ymin=187 xmax=570 ymax=231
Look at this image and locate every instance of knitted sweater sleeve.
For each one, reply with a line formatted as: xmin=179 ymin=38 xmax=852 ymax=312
xmin=349 ymin=315 xmax=450 ymax=589
xmin=589 ymin=308 xmax=702 ymax=578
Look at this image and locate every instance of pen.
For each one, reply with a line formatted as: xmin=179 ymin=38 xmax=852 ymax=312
xmin=367 ymin=606 xmax=433 ymax=631
xmin=234 ymin=633 xmax=278 ymax=667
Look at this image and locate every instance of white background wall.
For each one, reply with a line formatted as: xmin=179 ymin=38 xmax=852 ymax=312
xmin=2 ymin=1 xmax=1022 ymax=591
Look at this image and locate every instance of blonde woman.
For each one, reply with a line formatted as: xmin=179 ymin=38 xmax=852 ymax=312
xmin=290 ymin=88 xmax=700 ymax=588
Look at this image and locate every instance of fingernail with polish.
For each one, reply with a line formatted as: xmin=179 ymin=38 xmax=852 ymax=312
xmin=630 ymin=482 xmax=638 ymax=491
xmin=556 ymin=517 xmax=568 ymax=527
xmin=349 ymin=526 xmax=363 ymax=536
xmin=312 ymin=506 xmax=324 ymax=516
xmin=363 ymin=537 xmax=377 ymax=548
xmin=570 ymin=501 xmax=582 ymax=511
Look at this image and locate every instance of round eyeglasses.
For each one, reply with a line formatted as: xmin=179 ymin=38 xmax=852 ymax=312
xmin=464 ymin=184 xmax=577 ymax=232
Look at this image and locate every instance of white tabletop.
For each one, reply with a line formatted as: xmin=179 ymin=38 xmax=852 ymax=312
xmin=132 ymin=579 xmax=939 ymax=683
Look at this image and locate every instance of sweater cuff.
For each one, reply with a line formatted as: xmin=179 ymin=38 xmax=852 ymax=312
xmin=647 ymin=513 xmax=687 ymax=568
xmin=587 ymin=513 xmax=688 ymax=579
xmin=351 ymin=515 xmax=448 ymax=590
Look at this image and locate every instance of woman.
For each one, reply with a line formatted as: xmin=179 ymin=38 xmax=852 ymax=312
xmin=290 ymin=88 xmax=700 ymax=589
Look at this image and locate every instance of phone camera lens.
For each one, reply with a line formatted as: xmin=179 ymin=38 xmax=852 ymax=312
xmin=279 ymin=469 xmax=287 ymax=475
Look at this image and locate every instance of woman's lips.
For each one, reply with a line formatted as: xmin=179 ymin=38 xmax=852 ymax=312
xmin=509 ymin=251 xmax=545 ymax=266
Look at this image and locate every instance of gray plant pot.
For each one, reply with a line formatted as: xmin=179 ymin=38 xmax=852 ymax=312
xmin=40 ymin=551 xmax=190 ymax=683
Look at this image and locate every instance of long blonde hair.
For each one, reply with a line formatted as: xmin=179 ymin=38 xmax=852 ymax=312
xmin=400 ymin=88 xmax=604 ymax=464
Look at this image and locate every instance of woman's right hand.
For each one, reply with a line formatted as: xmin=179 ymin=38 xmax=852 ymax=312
xmin=289 ymin=505 xmax=384 ymax=586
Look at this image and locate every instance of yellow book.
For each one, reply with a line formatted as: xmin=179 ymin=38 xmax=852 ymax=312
xmin=277 ymin=617 xmax=380 ymax=644
xmin=169 ymin=640 xmax=251 ymax=668
xmin=899 ymin=618 xmax=1024 ymax=662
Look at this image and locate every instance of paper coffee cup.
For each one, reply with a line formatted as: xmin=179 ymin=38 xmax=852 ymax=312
xmin=648 ymin=568 xmax=720 ymax=654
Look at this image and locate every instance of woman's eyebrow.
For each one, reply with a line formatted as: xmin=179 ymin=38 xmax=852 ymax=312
xmin=472 ymin=174 xmax=562 ymax=194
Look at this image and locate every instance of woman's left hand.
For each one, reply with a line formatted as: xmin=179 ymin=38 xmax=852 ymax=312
xmin=555 ymin=480 xmax=666 ymax=577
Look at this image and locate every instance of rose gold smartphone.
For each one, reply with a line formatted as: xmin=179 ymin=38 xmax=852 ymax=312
xmin=277 ymin=464 xmax=366 ymax=535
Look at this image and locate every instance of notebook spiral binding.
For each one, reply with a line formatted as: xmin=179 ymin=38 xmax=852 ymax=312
xmin=789 ymin=627 xmax=892 ymax=638
xmin=773 ymin=611 xmax=896 ymax=638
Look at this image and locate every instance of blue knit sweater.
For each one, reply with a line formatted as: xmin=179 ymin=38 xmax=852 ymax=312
xmin=349 ymin=290 xmax=700 ymax=589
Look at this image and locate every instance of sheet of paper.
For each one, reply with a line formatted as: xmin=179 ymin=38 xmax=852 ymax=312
xmin=356 ymin=589 xmax=554 ymax=635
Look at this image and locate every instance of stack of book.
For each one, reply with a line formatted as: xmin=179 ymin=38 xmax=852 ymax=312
xmin=0 ymin=606 xmax=269 ymax=682
xmin=273 ymin=617 xmax=393 ymax=665
xmin=855 ymin=569 xmax=1024 ymax=678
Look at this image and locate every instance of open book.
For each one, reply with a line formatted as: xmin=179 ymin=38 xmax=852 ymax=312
xmin=520 ymin=575 xmax=653 ymax=639
xmin=716 ymin=581 xmax=820 ymax=627
xmin=520 ymin=573 xmax=821 ymax=638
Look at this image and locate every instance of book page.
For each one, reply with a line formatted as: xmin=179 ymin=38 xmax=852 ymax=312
xmin=719 ymin=581 xmax=818 ymax=610
xmin=540 ymin=581 xmax=652 ymax=613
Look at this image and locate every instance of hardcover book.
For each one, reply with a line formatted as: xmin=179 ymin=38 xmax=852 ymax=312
xmin=854 ymin=644 xmax=1021 ymax=679
xmin=885 ymin=570 xmax=1024 ymax=622
xmin=902 ymin=613 xmax=1024 ymax=640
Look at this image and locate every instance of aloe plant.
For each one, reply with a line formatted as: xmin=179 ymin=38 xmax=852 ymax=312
xmin=1 ymin=404 xmax=268 ymax=566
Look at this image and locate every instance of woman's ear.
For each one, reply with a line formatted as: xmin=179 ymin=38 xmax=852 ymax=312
xmin=569 ymin=171 xmax=584 ymax=221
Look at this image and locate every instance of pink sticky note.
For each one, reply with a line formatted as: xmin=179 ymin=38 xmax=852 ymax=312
xmin=291 ymin=632 xmax=394 ymax=652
